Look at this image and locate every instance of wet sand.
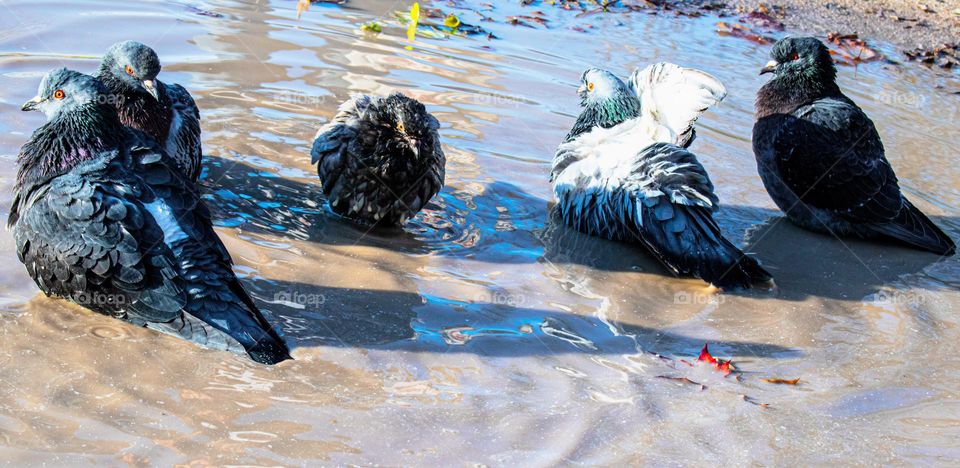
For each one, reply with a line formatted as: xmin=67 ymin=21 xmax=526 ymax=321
xmin=0 ymin=0 xmax=958 ymax=464
xmin=726 ymin=0 xmax=960 ymax=53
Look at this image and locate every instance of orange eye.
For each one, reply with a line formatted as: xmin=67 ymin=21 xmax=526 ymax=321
xmin=53 ymin=89 xmax=65 ymax=100
xmin=587 ymin=82 xmax=595 ymax=92
xmin=791 ymin=53 xmax=799 ymax=61
xmin=125 ymin=65 xmax=135 ymax=76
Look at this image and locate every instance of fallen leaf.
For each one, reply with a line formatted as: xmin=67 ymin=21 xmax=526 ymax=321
xmin=296 ymin=0 xmax=310 ymax=19
xmin=657 ymin=375 xmax=707 ymax=390
xmin=408 ymin=2 xmax=420 ymax=42
xmin=762 ymin=377 xmax=801 ymax=385
xmin=716 ymin=22 xmax=774 ymax=44
xmin=742 ymin=394 xmax=770 ymax=408
xmin=740 ymin=11 xmax=784 ymax=31
xmin=697 ymin=343 xmax=737 ymax=376
xmin=360 ymin=21 xmax=382 ymax=33
xmin=903 ymin=43 xmax=959 ymax=69
xmin=444 ymin=14 xmax=461 ymax=29
xmin=826 ymin=32 xmax=883 ymax=64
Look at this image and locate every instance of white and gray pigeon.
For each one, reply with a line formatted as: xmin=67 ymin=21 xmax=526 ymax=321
xmin=12 ymin=69 xmax=290 ymax=364
xmin=96 ymin=41 xmax=203 ymax=181
xmin=552 ymin=64 xmax=772 ymax=289
xmin=754 ymin=36 xmax=955 ymax=256
xmin=310 ymin=93 xmax=445 ymax=225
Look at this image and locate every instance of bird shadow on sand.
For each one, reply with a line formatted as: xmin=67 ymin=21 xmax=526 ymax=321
xmin=241 ymin=278 xmax=800 ymax=359
xmin=742 ymin=215 xmax=957 ymax=302
xmin=201 ymin=155 xmax=957 ymax=303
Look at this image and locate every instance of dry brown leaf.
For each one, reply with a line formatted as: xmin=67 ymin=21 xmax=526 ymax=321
xmin=761 ymin=377 xmax=801 ymax=385
xmin=296 ymin=0 xmax=310 ymax=19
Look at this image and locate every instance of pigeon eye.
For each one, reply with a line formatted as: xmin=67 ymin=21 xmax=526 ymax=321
xmin=396 ymin=121 xmax=406 ymax=133
xmin=791 ymin=53 xmax=799 ymax=61
xmin=53 ymin=89 xmax=65 ymax=100
xmin=125 ymin=65 xmax=135 ymax=76
xmin=587 ymin=82 xmax=595 ymax=92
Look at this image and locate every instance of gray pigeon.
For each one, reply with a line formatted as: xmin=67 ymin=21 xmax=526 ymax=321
xmin=96 ymin=41 xmax=203 ymax=181
xmin=13 ymin=68 xmax=290 ymax=364
xmin=754 ymin=36 xmax=954 ymax=256
xmin=553 ymin=65 xmax=772 ymax=289
xmin=310 ymin=93 xmax=445 ymax=225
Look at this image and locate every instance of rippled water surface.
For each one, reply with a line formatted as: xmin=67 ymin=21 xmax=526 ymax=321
xmin=1 ymin=0 xmax=959 ymax=464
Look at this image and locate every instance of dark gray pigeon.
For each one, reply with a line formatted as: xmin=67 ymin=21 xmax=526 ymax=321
xmin=753 ymin=36 xmax=955 ymax=256
xmin=310 ymin=93 xmax=445 ymax=225
xmin=96 ymin=41 xmax=202 ymax=181
xmin=553 ymin=66 xmax=772 ymax=290
xmin=12 ymin=68 xmax=290 ymax=364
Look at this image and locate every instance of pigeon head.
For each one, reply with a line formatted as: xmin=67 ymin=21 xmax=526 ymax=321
xmin=373 ymin=93 xmax=439 ymax=159
xmin=578 ymin=68 xmax=635 ymax=107
xmin=99 ymin=40 xmax=162 ymax=100
xmin=21 ymin=68 xmax=110 ymax=120
xmin=17 ymin=68 xmax=124 ymax=191
xmin=760 ymin=37 xmax=836 ymax=83
xmin=563 ymin=68 xmax=640 ymax=142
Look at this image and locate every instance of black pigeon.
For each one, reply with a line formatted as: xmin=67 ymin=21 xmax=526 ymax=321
xmin=553 ymin=66 xmax=772 ymax=289
xmin=12 ymin=69 xmax=290 ymax=364
xmin=96 ymin=41 xmax=203 ymax=181
xmin=753 ymin=36 xmax=955 ymax=255
xmin=310 ymin=93 xmax=445 ymax=225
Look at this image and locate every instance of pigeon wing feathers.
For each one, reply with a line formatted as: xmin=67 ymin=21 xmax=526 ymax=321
xmin=624 ymin=142 xmax=719 ymax=211
xmin=630 ymin=63 xmax=727 ymax=147
xmin=552 ymin=142 xmax=769 ymax=288
xmin=127 ymin=139 xmax=291 ymax=363
xmin=164 ymin=82 xmax=203 ymax=180
xmin=865 ymin=198 xmax=956 ymax=255
xmin=770 ymin=97 xmax=899 ymax=224
xmin=310 ymin=94 xmax=369 ymax=167
xmin=14 ymin=156 xmax=188 ymax=323
xmin=625 ymin=144 xmax=770 ymax=288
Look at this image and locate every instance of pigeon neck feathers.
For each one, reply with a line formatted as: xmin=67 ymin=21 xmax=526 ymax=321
xmin=97 ymin=70 xmax=173 ymax=140
xmin=756 ymin=60 xmax=841 ymax=119
xmin=565 ymin=92 xmax=640 ymax=142
xmin=16 ymin=102 xmax=124 ymax=190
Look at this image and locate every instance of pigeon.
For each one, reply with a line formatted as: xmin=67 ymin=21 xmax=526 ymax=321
xmin=96 ymin=41 xmax=203 ymax=181
xmin=310 ymin=93 xmax=445 ymax=225
xmin=552 ymin=65 xmax=772 ymax=289
xmin=12 ymin=68 xmax=290 ymax=364
xmin=753 ymin=36 xmax=955 ymax=256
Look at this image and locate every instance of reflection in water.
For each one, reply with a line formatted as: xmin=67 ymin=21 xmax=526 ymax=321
xmin=0 ymin=0 xmax=958 ymax=464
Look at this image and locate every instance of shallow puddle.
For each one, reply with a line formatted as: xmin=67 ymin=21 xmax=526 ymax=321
xmin=0 ymin=0 xmax=958 ymax=464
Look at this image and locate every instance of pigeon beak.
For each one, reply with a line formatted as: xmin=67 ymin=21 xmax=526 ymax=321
xmin=21 ymin=96 xmax=41 ymax=112
xmin=407 ymin=137 xmax=420 ymax=157
xmin=141 ymin=80 xmax=159 ymax=100
xmin=577 ymin=83 xmax=587 ymax=94
xmin=760 ymin=60 xmax=779 ymax=75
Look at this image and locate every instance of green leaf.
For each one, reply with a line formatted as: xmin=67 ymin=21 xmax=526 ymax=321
xmin=361 ymin=21 xmax=382 ymax=33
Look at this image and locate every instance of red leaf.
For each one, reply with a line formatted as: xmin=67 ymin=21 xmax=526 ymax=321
xmin=697 ymin=343 xmax=737 ymax=376
xmin=697 ymin=343 xmax=718 ymax=364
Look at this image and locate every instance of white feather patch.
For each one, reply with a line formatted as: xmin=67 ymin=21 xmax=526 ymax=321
xmin=630 ymin=62 xmax=726 ymax=146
